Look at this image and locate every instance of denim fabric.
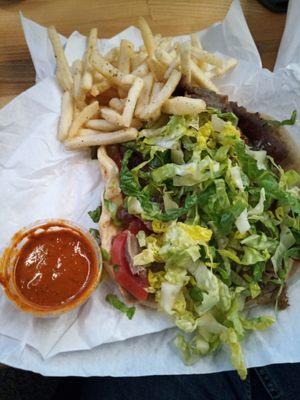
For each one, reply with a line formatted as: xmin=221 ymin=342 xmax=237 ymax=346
xmin=80 ymin=364 xmax=300 ymax=400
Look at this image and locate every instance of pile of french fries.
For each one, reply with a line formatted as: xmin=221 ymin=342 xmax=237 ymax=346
xmin=48 ymin=17 xmax=237 ymax=150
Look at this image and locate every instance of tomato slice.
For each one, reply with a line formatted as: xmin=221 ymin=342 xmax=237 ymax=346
xmin=111 ymin=231 xmax=148 ymax=301
xmin=128 ymin=219 xmax=149 ymax=235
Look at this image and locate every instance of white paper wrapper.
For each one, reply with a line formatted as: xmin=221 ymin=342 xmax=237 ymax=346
xmin=275 ymin=0 xmax=300 ymax=71
xmin=0 ymin=0 xmax=300 ymax=376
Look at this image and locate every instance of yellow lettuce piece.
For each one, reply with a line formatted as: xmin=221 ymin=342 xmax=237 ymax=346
xmin=178 ymin=223 xmax=212 ymax=243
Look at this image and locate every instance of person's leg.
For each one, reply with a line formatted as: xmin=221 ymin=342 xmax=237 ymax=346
xmin=254 ymin=363 xmax=300 ymax=400
xmin=80 ymin=371 xmax=252 ymax=400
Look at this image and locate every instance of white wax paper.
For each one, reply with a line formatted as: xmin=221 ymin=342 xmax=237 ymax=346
xmin=0 ymin=0 xmax=300 ymax=376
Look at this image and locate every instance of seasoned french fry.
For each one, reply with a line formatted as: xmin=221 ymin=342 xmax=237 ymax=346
xmin=141 ymin=69 xmax=181 ymax=119
xmin=57 ymin=91 xmax=73 ymax=141
xmin=68 ymin=101 xmax=99 ymax=138
xmin=130 ymin=51 xmax=148 ymax=71
xmin=117 ymin=40 xmax=134 ymax=98
xmin=91 ymin=52 xmax=135 ymax=87
xmin=164 ymin=56 xmax=179 ymax=79
xmin=162 ymin=96 xmax=206 ymax=115
xmin=138 ymin=16 xmax=155 ymax=57
xmin=147 ymin=57 xmax=166 ymax=81
xmin=52 ymin=17 xmax=239 ymax=153
xmin=104 ymin=47 xmax=119 ymax=63
xmin=85 ymin=119 xmax=119 ymax=131
xmin=191 ymin=60 xmax=219 ymax=93
xmin=131 ymin=61 xmax=149 ymax=77
xmin=190 ymin=33 xmax=202 ymax=49
xmin=65 ymin=128 xmax=138 ymax=149
xmin=179 ymin=42 xmax=191 ymax=84
xmin=101 ymin=107 xmax=125 ymax=127
xmin=118 ymin=40 xmax=134 ymax=74
xmin=109 ymin=98 xmax=126 ymax=113
xmin=84 ymin=28 xmax=98 ymax=70
xmin=135 ymin=73 xmax=154 ymax=117
xmin=122 ymin=77 xmax=144 ymax=127
xmin=48 ymin=26 xmax=73 ymax=91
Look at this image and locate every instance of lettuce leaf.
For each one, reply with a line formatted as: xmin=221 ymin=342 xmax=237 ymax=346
xmin=271 ymin=226 xmax=296 ymax=272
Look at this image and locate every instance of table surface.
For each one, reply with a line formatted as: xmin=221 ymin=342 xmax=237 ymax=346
xmin=0 ymin=0 xmax=286 ymax=109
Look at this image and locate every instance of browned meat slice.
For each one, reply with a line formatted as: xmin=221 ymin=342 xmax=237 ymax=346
xmin=179 ymin=81 xmax=289 ymax=164
xmin=230 ymin=103 xmax=288 ymax=163
xmin=248 ymin=283 xmax=289 ymax=311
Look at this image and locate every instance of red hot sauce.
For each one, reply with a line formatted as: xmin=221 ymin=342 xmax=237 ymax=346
xmin=14 ymin=225 xmax=98 ymax=308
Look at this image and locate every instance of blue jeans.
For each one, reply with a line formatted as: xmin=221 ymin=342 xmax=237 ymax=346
xmin=80 ymin=364 xmax=300 ymax=400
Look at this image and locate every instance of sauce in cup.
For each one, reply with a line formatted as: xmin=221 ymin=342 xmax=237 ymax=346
xmin=0 ymin=220 xmax=101 ymax=316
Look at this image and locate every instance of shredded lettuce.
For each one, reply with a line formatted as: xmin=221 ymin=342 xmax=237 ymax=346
xmin=117 ymin=112 xmax=300 ymax=379
xmin=106 ymin=294 xmax=136 ymax=319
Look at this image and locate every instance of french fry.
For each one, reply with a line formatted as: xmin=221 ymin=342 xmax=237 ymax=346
xmin=91 ymin=52 xmax=135 ymax=87
xmin=81 ymin=71 xmax=93 ymax=91
xmin=147 ymin=57 xmax=166 ymax=81
xmin=68 ymin=101 xmax=100 ymax=138
xmin=154 ymin=33 xmax=162 ymax=43
xmin=130 ymin=51 xmax=148 ymax=71
xmin=150 ymin=82 xmax=163 ymax=102
xmin=85 ymin=119 xmax=119 ymax=131
xmin=104 ymin=47 xmax=119 ymax=63
xmin=48 ymin=26 xmax=73 ymax=91
xmin=122 ymin=77 xmax=144 ymax=127
xmin=57 ymin=91 xmax=73 ymax=141
xmin=191 ymin=60 xmax=219 ymax=93
xmin=93 ymin=71 xmax=104 ymax=81
xmin=71 ymin=60 xmax=83 ymax=100
xmin=109 ymin=98 xmax=126 ymax=113
xmin=117 ymin=40 xmax=134 ymax=98
xmin=157 ymin=37 xmax=173 ymax=51
xmin=138 ymin=16 xmax=155 ymax=57
xmin=65 ymin=128 xmax=138 ymax=149
xmin=190 ymin=33 xmax=202 ymax=49
xmin=191 ymin=47 xmax=223 ymax=68
xmin=118 ymin=40 xmax=134 ymax=74
xmin=141 ymin=69 xmax=181 ymax=119
xmin=51 ymin=17 xmax=239 ymax=153
xmin=164 ymin=56 xmax=179 ymax=79
xmin=135 ymin=73 xmax=154 ymax=117
xmin=131 ymin=61 xmax=149 ymax=77
xmin=149 ymin=82 xmax=164 ymax=120
xmin=85 ymin=28 xmax=98 ymax=67
xmin=162 ymin=96 xmax=206 ymax=115
xmin=179 ymin=42 xmax=191 ymax=84
xmin=79 ymin=128 xmax=99 ymax=136
xmin=154 ymin=48 xmax=174 ymax=66
xmin=90 ymin=80 xmax=111 ymax=97
xmin=101 ymin=107 xmax=125 ymax=127
xmin=214 ymin=58 xmax=237 ymax=76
